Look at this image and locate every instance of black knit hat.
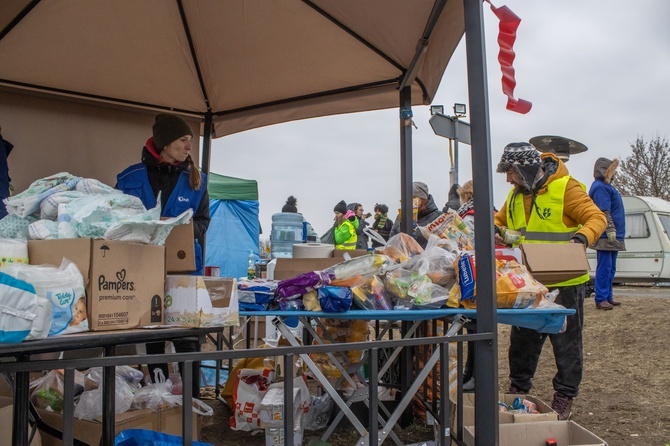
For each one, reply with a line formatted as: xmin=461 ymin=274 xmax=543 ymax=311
xmin=496 ymin=142 xmax=541 ymax=172
xmin=153 ymin=114 xmax=193 ymax=150
xmin=333 ymin=200 xmax=347 ymax=214
xmin=282 ymin=196 xmax=298 ymax=213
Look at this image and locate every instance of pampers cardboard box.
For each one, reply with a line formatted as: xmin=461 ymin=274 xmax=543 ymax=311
xmin=28 ymin=239 xmax=165 ymax=331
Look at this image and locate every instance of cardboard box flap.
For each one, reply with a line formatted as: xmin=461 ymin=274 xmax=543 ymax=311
xmin=164 ymin=220 xmax=196 ymax=274
xmin=273 ymin=258 xmax=341 ymax=280
xmin=28 ymin=239 xmax=93 ymax=285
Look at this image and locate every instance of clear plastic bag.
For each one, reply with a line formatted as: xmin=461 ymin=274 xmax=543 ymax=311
xmin=74 ymin=374 xmax=135 ymax=420
xmin=303 ymin=392 xmax=334 ymax=431
xmin=132 ymin=369 xmax=213 ymax=416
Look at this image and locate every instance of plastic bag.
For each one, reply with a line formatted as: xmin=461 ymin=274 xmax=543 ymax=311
xmin=324 ymin=254 xmax=391 ymax=280
xmin=303 ymin=392 xmax=334 ymax=431
xmin=317 ymin=286 xmax=352 ymax=312
xmin=418 ymin=209 xmax=474 ymax=251
xmin=114 ymin=429 xmax=214 ymax=446
xmin=456 ymin=253 xmax=550 ymax=309
xmin=30 ymin=370 xmax=66 ymax=413
xmin=320 ymin=226 xmax=335 ymax=245
xmin=376 ymin=232 xmax=424 ymax=263
xmin=230 ymin=368 xmax=275 ymax=431
xmin=276 ymin=270 xmax=332 ymax=299
xmin=87 ymin=366 xmax=144 ymax=389
xmin=131 ymin=369 xmax=213 ymax=416
xmin=75 ymin=374 xmax=135 ymax=420
xmin=351 ymin=275 xmax=392 ymax=310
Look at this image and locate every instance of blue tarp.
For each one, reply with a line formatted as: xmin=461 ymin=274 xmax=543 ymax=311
xmin=205 ymin=199 xmax=260 ymax=279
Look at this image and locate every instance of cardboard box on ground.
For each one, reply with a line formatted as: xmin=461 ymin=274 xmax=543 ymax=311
xmin=464 ymin=420 xmax=608 ymax=446
xmin=27 ymin=239 xmax=166 ymax=331
xmin=450 ymin=393 xmax=558 ymax=433
xmin=520 ymin=243 xmax=590 ymax=284
xmin=0 ymin=396 xmax=42 ymax=445
xmin=36 ymin=405 xmax=200 ymax=446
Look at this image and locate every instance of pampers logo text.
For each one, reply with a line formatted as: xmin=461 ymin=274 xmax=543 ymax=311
xmin=98 ymin=269 xmax=135 ymax=291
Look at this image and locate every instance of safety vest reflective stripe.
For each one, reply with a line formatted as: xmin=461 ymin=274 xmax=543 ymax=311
xmin=506 ymin=175 xmax=589 ymax=287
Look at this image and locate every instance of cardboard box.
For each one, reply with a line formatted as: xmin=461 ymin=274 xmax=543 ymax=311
xmin=464 ymin=420 xmax=607 ymax=446
xmin=272 ymin=258 xmax=341 ymax=280
xmin=520 ymin=243 xmax=590 ymax=284
xmin=450 ymin=393 xmax=557 ymax=432
xmin=165 ymin=275 xmax=238 ymax=327
xmin=37 ymin=405 xmax=199 ymax=446
xmin=203 ymin=277 xmax=236 ymax=309
xmin=332 ymin=249 xmax=369 ymax=258
xmin=164 ymin=220 xmax=196 ymax=274
xmin=28 ymin=239 xmax=166 ymax=331
xmin=0 ymin=396 xmax=42 ymax=445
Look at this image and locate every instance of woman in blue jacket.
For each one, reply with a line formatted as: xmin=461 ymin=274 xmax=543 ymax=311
xmin=117 ymin=113 xmax=210 ymax=395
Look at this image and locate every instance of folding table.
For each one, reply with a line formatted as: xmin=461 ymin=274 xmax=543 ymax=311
xmin=240 ymin=308 xmax=574 ymax=446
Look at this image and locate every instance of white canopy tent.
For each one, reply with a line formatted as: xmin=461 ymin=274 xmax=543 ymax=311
xmin=0 ymin=1 xmax=500 ymax=444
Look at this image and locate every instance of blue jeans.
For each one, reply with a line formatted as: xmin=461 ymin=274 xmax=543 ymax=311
xmin=595 ymin=250 xmax=618 ymax=304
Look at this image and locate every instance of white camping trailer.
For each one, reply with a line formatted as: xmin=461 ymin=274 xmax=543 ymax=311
xmin=587 ymin=196 xmax=670 ymax=283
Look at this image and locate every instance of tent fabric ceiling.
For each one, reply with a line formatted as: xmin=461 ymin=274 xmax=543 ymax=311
xmin=0 ymin=0 xmax=464 ymax=137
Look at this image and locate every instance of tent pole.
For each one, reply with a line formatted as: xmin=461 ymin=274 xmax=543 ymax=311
xmin=398 ymin=85 xmax=414 ymax=428
xmin=464 ymin=0 xmax=498 ymax=444
xmin=201 ymin=112 xmax=213 ymax=175
xmin=200 ymin=112 xmax=214 ymax=264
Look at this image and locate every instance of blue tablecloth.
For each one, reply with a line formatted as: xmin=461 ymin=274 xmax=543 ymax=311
xmin=240 ymin=307 xmax=575 ymax=334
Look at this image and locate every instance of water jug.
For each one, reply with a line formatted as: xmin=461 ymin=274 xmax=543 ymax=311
xmin=270 ymin=213 xmax=304 ymax=258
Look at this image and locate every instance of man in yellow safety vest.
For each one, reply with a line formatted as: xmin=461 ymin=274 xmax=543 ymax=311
xmin=494 ymin=142 xmax=606 ymax=421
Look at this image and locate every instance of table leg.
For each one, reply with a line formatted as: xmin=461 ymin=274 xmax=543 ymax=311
xmin=13 ymin=370 xmax=30 ymax=446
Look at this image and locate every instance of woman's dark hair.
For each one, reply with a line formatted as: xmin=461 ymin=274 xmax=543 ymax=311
xmin=185 ymin=155 xmax=202 ymax=190
xmin=374 ymin=203 xmax=389 ymax=214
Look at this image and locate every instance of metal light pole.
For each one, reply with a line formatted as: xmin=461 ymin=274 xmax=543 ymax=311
xmin=429 ymin=103 xmax=471 ymax=186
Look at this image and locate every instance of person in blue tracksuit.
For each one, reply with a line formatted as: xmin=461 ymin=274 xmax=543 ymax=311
xmin=117 ymin=113 xmax=210 ymax=396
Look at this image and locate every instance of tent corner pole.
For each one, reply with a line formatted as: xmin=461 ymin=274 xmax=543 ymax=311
xmin=201 ymin=112 xmax=213 ymax=175
xmin=464 ymin=0 xmax=499 ymax=444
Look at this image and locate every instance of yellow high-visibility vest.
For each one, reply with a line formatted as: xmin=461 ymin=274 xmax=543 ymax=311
xmin=505 ymin=175 xmax=589 ymax=287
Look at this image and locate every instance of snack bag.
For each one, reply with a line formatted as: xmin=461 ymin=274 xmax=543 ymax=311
xmin=418 ymin=209 xmax=474 ymax=251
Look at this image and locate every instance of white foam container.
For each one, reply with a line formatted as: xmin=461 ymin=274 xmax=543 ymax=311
xmin=292 ymin=243 xmax=334 ymax=259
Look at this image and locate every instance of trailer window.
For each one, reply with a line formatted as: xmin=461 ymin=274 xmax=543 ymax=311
xmin=625 ymin=213 xmax=650 ymax=238
xmin=657 ymin=214 xmax=670 ymax=241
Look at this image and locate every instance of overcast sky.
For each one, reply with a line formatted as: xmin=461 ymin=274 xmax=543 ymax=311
xmin=209 ymin=1 xmax=670 ymax=240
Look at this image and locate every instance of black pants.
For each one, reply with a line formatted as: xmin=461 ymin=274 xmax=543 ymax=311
xmin=146 ymin=338 xmax=201 ymax=398
xmin=508 ymin=284 xmax=585 ymax=398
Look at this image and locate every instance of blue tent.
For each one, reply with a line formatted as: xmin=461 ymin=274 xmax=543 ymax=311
xmin=205 ymin=173 xmax=260 ymax=278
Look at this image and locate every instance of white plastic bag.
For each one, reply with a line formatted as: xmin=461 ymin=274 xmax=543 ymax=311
xmin=74 ymin=375 xmax=135 ymax=420
xmin=230 ymin=368 xmax=275 ymax=431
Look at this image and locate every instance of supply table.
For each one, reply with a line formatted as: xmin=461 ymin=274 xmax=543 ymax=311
xmin=0 ymin=326 xmax=228 ymax=446
xmin=240 ymin=307 xmax=574 ymax=446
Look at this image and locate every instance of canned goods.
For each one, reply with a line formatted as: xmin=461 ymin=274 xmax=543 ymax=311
xmin=501 ymin=227 xmax=522 ymax=245
xmin=204 ymin=266 xmax=220 ymax=277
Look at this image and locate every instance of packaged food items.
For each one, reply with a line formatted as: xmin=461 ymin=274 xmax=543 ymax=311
xmin=500 ymin=227 xmax=522 ymax=245
xmin=351 ymin=275 xmax=392 ymax=310
xmin=512 ymin=397 xmax=538 ymax=414
xmin=418 ymin=210 xmax=474 ymax=251
xmin=309 ymin=319 xmax=368 ymax=380
xmin=325 ymin=254 xmax=391 ymax=280
xmin=456 ymin=253 xmax=548 ymax=308
xmin=376 ymin=232 xmax=424 ymax=263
